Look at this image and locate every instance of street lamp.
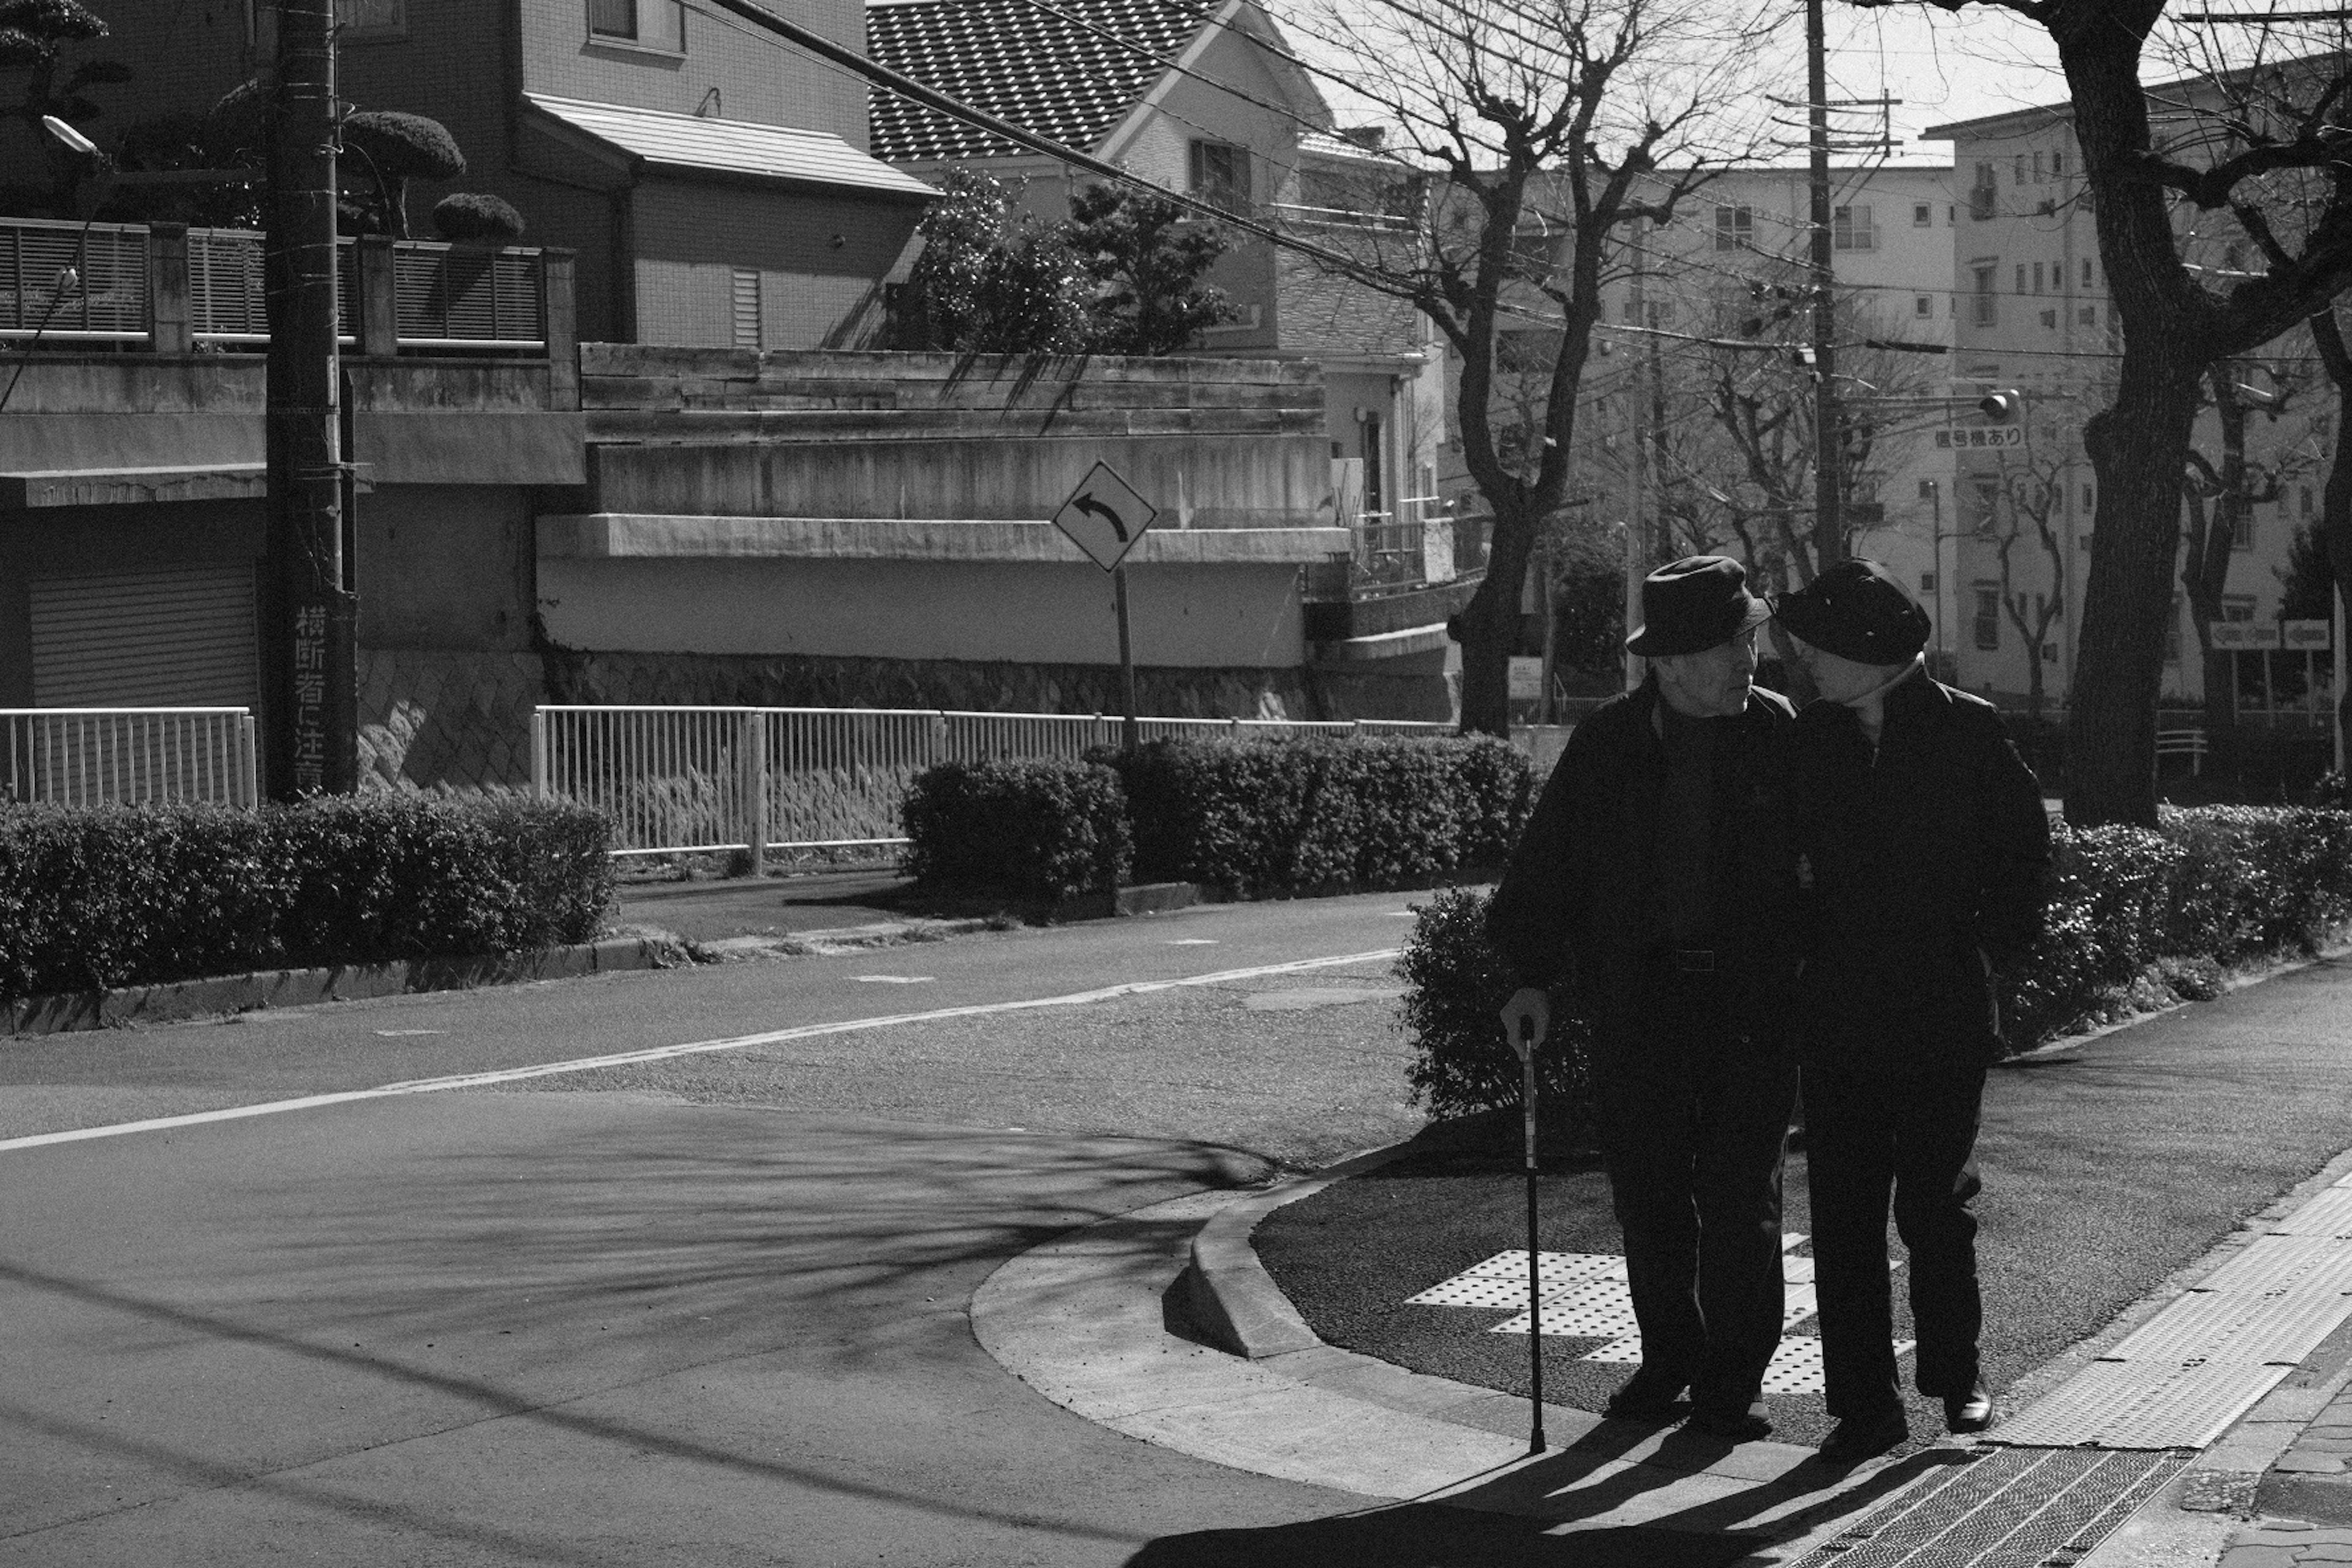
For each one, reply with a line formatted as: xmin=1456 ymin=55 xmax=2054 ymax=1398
xmin=0 ymin=115 xmax=111 ymax=417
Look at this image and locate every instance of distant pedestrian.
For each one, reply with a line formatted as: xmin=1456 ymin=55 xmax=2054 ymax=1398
xmin=1488 ymin=556 xmax=1803 ymax=1443
xmin=1774 ymin=559 xmax=2051 ymax=1464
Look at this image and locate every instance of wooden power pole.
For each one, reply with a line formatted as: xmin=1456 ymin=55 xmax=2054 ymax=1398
xmin=1806 ymin=0 xmax=1843 ymax=568
xmin=264 ymin=0 xmax=356 ymax=796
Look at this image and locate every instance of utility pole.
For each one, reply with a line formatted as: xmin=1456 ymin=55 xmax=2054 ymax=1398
xmin=1806 ymin=0 xmax=1843 ymax=568
xmin=264 ymin=0 xmax=356 ymax=796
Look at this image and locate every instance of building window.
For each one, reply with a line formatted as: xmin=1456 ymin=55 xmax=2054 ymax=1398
xmin=731 ymin=270 xmax=760 ymax=350
xmin=2032 ymin=151 xmax=2046 ymax=183
xmin=2015 ymin=154 xmax=2027 ymax=185
xmin=1916 ymin=294 xmax=1933 ymax=317
xmin=338 ymin=0 xmax=405 ymax=34
xmin=589 ymin=0 xmax=636 ymax=36
xmin=2233 ymin=509 xmax=2255 ymax=551
xmin=1714 ymin=205 xmax=1753 ymax=252
xmin=1914 ymin=202 xmax=1933 ymax=227
xmin=2032 ymin=262 xmax=2043 ymax=294
xmin=2052 ymin=149 xmax=2065 ymax=177
xmin=2016 ymin=263 xmax=2027 ymax=294
xmin=2082 ymin=258 xmax=2094 ymax=288
xmin=1975 ymin=587 xmax=2002 ymax=650
xmin=1921 ymin=571 xmax=1938 ymax=591
xmin=1970 ymin=165 xmax=1997 ymax=221
xmin=1948 ymin=203 xmax=1957 ymax=224
xmin=2082 ymin=483 xmax=2094 ymax=513
xmin=1971 ymin=480 xmax=2002 ymax=537
xmin=1831 ymin=204 xmax=1875 ymax=251
xmin=1189 ymin=141 xmax=1251 ymax=214
xmin=1973 ymin=265 xmax=1998 ymax=327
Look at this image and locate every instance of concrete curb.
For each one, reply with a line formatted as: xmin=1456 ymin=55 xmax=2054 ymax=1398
xmin=1 ymin=935 xmax=684 ymax=1039
xmin=1182 ymin=1142 xmax=1419 ymax=1360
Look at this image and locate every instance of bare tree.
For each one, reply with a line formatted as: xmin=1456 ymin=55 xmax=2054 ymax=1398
xmin=2179 ymin=359 xmax=2304 ymax=744
xmin=1983 ymin=440 xmax=2071 ymax=719
xmin=2304 ymin=309 xmax=2352 ymax=763
xmin=1855 ymin=1 xmax=2352 ymax=823
xmin=1281 ymin=0 xmax=1776 ymax=734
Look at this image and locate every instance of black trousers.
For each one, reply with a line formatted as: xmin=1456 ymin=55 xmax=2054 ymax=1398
xmin=1595 ymin=978 xmax=1797 ymax=1409
xmin=1804 ymin=1061 xmax=1986 ymax=1420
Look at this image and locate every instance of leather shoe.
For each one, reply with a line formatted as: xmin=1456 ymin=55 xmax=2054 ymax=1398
xmin=1687 ymin=1399 xmax=1771 ymax=1442
xmin=1944 ymin=1383 xmax=1995 ymax=1434
xmin=1817 ymin=1409 xmax=1908 ymax=1464
xmin=1604 ymin=1366 xmax=1689 ymax=1420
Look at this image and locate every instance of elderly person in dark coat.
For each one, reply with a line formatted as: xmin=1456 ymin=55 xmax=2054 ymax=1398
xmin=1488 ymin=556 xmax=1803 ymax=1442
xmin=1774 ymin=559 xmax=2051 ymax=1464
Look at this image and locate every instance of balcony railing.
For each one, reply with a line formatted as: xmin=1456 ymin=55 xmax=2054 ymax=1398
xmin=1 ymin=216 xmax=567 ymax=358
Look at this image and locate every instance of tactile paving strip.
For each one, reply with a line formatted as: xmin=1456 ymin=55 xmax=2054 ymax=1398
xmin=1788 ymin=1448 xmax=2190 ymax=1568
xmin=2270 ymin=1184 xmax=2352 ymax=1238
xmin=2101 ymin=1283 xmax=2352 ymax=1367
xmin=1403 ymin=1251 xmax=1621 ymax=1308
xmin=2195 ymin=1232 xmax=2352 ymax=1294
xmin=1491 ymin=1279 xmax=1640 ymax=1338
xmin=1993 ymin=1357 xmax=2290 ymax=1449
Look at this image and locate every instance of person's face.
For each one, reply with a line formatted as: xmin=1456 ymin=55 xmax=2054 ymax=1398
xmin=1654 ymin=627 xmax=1757 ymax=717
xmin=1792 ymin=637 xmax=1900 ymax=703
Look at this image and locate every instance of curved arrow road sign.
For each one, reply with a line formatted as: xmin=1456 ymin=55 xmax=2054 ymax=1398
xmin=1052 ymin=462 xmax=1158 ymax=571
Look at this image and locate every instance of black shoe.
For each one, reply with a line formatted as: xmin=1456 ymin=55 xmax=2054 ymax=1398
xmin=1604 ymin=1366 xmax=1690 ymax=1420
xmin=1687 ymin=1399 xmax=1772 ymax=1442
xmin=1944 ymin=1383 xmax=1994 ymax=1434
xmin=1817 ymin=1409 xmax=1908 ymax=1464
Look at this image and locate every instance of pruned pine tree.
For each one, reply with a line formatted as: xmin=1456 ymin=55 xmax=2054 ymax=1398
xmin=1278 ymin=0 xmax=1777 ymax=736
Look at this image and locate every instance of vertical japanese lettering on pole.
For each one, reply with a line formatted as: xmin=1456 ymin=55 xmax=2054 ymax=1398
xmin=291 ymin=602 xmax=329 ymax=793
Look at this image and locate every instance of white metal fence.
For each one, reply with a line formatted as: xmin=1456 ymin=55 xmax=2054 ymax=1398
xmin=530 ymin=705 xmax=1457 ymax=858
xmin=0 ymin=709 xmax=259 ymax=809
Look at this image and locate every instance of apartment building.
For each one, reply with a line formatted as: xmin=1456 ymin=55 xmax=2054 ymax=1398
xmin=1929 ymin=79 xmax=2318 ymax=712
xmin=70 ymin=0 xmax=932 ymax=346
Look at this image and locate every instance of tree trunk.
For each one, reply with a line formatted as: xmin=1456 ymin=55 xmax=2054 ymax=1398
xmin=2066 ymin=371 xmax=2201 ymax=826
xmin=1458 ymin=497 xmax=1536 ymax=736
xmin=2312 ymin=313 xmax=2352 ymax=771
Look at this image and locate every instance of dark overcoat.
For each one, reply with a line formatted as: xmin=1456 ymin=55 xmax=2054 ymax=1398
xmin=1789 ymin=669 xmax=2051 ymax=1072
xmin=1486 ymin=679 xmax=1802 ymax=1039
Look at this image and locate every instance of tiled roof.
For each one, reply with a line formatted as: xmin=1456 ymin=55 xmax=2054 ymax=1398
xmin=524 ymin=94 xmax=935 ymax=198
xmin=865 ymin=0 xmax=1209 ymax=162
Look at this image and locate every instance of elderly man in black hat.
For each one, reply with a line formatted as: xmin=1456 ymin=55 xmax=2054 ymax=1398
xmin=1488 ymin=556 xmax=1803 ymax=1442
xmin=1773 ymin=558 xmax=2051 ymax=1463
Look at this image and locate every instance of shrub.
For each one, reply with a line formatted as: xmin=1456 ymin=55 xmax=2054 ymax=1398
xmin=1106 ymin=737 xmax=1532 ymax=897
xmin=1397 ymin=886 xmax=1593 ymax=1135
xmin=900 ymin=759 xmax=1129 ymax=902
xmin=0 ymin=794 xmax=612 ymax=1001
xmin=1401 ymin=805 xmax=2352 ymax=1117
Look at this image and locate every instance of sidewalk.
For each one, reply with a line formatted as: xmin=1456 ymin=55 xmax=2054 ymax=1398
xmin=976 ymin=949 xmax=2352 ymax=1565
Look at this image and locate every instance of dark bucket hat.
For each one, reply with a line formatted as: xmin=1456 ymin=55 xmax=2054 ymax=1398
xmin=1772 ymin=557 xmax=1931 ymax=664
xmin=1625 ymin=555 xmax=1773 ymax=657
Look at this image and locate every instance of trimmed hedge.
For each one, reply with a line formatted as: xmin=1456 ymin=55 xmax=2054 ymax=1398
xmin=0 ymin=794 xmax=614 ymax=1001
xmin=900 ymin=759 xmax=1130 ymax=902
xmin=1401 ymin=805 xmax=2352 ymax=1122
xmin=1104 ymin=736 xmax=1532 ymax=897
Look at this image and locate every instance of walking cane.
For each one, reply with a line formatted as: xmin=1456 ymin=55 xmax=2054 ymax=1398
xmin=1512 ymin=1012 xmax=1545 ymax=1455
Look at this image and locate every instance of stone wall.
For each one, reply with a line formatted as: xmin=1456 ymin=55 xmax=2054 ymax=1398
xmin=538 ymin=647 xmax=1316 ymax=721
xmin=356 ymin=649 xmax=546 ymax=792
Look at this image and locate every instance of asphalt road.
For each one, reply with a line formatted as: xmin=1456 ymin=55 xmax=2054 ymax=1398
xmin=0 ymin=892 xmax=1490 ymax=1567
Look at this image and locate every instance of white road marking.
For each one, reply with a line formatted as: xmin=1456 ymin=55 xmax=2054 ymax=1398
xmin=853 ymin=976 xmax=933 ymax=984
xmin=372 ymin=1030 xmax=445 ymax=1038
xmin=0 ymin=948 xmax=1401 ymax=1155
xmin=1166 ymin=939 xmax=1218 ymax=946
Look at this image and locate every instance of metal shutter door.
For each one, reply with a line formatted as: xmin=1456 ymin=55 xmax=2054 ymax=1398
xmin=29 ymin=562 xmax=260 ymax=707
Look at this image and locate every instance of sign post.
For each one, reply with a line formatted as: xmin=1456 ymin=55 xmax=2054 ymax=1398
xmin=1052 ymin=462 xmax=1159 ymax=751
xmin=1511 ymin=1014 xmax=1545 ymax=1456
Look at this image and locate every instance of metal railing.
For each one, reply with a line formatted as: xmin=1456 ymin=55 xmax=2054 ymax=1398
xmin=531 ymin=705 xmax=1457 ymax=859
xmin=0 ymin=216 xmax=549 ymax=352
xmin=0 ymin=219 xmax=151 ymax=341
xmin=0 ymin=708 xmax=258 ymax=809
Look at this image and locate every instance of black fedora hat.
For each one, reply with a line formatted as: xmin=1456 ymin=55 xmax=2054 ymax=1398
xmin=1773 ymin=557 xmax=1931 ymax=664
xmin=1626 ymin=556 xmax=1773 ymax=657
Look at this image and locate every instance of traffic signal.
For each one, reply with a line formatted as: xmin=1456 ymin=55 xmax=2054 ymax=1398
xmin=1978 ymin=388 xmax=2026 ymax=421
